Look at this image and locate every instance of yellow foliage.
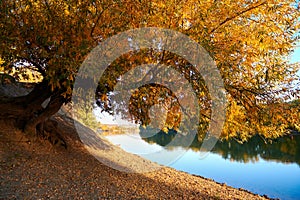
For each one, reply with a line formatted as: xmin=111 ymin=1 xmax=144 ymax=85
xmin=1 ymin=0 xmax=299 ymax=140
xmin=0 ymin=57 xmax=4 ymax=66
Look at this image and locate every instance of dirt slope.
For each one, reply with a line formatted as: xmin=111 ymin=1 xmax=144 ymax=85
xmin=0 ymin=113 xmax=270 ymax=199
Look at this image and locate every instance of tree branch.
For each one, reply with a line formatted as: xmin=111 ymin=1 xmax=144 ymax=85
xmin=90 ymin=3 xmax=114 ymax=40
xmin=24 ymin=93 xmax=64 ymax=134
xmin=209 ymin=1 xmax=267 ymax=34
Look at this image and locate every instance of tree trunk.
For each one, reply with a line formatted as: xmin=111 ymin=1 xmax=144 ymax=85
xmin=0 ymin=80 xmax=67 ymax=148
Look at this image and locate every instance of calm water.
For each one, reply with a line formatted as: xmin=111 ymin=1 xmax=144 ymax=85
xmin=104 ymin=129 xmax=300 ymax=200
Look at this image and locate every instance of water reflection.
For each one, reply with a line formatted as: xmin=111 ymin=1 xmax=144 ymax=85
xmin=104 ymin=127 xmax=300 ymax=199
xmin=140 ymin=127 xmax=300 ymax=166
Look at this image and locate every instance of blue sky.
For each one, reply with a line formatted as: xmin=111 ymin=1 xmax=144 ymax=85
xmin=290 ymin=45 xmax=300 ymax=64
xmin=289 ymin=43 xmax=300 ymax=79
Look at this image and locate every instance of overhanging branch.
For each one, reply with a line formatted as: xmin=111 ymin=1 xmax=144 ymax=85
xmin=209 ymin=1 xmax=267 ymax=34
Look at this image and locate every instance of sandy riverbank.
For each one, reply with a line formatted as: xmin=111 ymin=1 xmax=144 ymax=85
xmin=0 ymin=113 xmax=270 ymax=199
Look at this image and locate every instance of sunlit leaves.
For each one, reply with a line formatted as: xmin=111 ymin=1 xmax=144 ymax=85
xmin=1 ymin=0 xmax=299 ymax=141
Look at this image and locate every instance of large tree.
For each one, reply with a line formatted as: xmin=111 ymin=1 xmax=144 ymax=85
xmin=0 ymin=0 xmax=299 ymax=145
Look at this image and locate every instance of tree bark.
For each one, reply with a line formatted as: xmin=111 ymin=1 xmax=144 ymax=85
xmin=0 ymin=80 xmax=67 ymax=147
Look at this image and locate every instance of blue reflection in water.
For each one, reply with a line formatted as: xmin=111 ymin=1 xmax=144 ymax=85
xmin=105 ymin=132 xmax=300 ymax=200
xmin=171 ymin=149 xmax=300 ymax=200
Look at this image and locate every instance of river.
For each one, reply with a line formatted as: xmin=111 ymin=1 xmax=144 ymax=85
xmin=104 ymin=129 xmax=300 ymax=200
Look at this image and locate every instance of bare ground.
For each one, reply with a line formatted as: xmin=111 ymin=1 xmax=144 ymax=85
xmin=0 ymin=113 xmax=270 ymax=199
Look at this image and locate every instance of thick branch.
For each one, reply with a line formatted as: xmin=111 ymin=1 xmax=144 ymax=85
xmin=0 ymin=80 xmax=51 ymax=117
xmin=24 ymin=94 xmax=64 ymax=134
